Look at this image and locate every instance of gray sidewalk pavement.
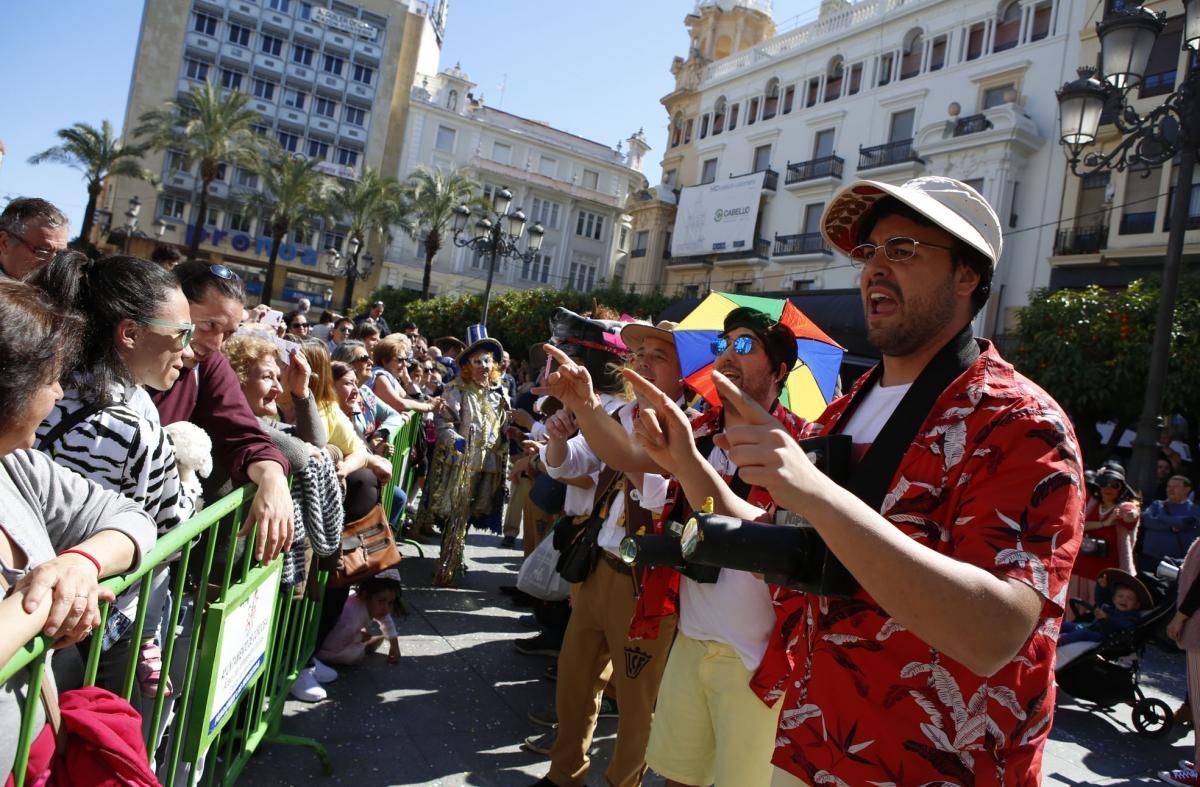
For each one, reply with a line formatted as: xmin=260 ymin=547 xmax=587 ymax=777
xmin=239 ymin=533 xmax=1197 ymax=786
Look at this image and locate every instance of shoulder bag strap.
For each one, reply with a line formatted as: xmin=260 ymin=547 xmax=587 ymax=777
xmin=37 ymin=397 xmax=116 ymax=452
xmin=837 ymin=325 xmax=980 ymax=512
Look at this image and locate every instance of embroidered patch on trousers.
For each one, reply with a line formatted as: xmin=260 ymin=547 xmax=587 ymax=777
xmin=624 ymin=645 xmax=653 ymax=679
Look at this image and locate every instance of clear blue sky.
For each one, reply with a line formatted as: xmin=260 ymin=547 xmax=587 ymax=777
xmin=0 ymin=0 xmax=822 ymax=231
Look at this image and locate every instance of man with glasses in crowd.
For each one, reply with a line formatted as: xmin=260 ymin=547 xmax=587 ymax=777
xmin=0 ymin=197 xmax=70 ymax=279
xmin=355 ymin=300 xmax=391 ymax=337
xmin=327 ymin=317 xmax=354 ymax=352
xmin=640 ymin=176 xmax=1083 ymax=784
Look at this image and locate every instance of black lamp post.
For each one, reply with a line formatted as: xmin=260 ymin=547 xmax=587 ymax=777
xmin=450 ymin=186 xmax=546 ymax=326
xmin=324 ymin=235 xmax=374 ymax=314
xmin=1056 ymin=0 xmax=1200 ymax=498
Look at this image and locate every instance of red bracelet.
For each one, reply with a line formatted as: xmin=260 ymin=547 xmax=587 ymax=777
xmin=59 ymin=549 xmax=102 ymax=576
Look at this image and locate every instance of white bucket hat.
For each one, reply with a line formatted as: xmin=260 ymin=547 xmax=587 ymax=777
xmin=821 ymin=176 xmax=1003 ymax=270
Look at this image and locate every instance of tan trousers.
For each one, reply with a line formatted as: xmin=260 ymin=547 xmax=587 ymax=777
xmin=522 ymin=489 xmax=557 ymax=558
xmin=547 ymin=558 xmax=677 ymax=787
xmin=505 ymin=474 xmax=531 ymax=539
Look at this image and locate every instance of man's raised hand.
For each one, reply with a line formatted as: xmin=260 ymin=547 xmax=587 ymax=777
xmin=532 ymin=344 xmax=596 ymax=412
xmin=623 ymin=368 xmax=701 ymax=474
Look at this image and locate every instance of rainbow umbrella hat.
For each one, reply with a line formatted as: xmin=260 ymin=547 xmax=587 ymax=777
xmin=674 ymin=292 xmax=844 ymax=421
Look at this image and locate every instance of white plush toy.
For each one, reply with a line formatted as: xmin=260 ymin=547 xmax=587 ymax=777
xmin=163 ymin=421 xmax=214 ymax=518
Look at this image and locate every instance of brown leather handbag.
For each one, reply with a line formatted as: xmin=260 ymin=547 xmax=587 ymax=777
xmin=330 ymin=503 xmax=401 ymax=588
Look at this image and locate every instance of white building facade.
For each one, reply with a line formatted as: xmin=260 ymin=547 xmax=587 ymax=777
xmin=382 ymin=65 xmax=649 ymax=297
xmin=630 ymin=0 xmax=1092 ymax=336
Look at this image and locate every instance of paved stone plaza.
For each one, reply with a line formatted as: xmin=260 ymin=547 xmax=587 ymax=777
xmin=240 ymin=533 xmax=1195 ymax=786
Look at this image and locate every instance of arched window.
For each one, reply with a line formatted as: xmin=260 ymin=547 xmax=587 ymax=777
xmin=763 ymin=77 xmax=780 ymax=119
xmin=901 ymin=28 xmax=923 ymax=79
xmin=826 ymin=55 xmax=845 ymax=101
xmin=995 ymin=0 xmax=1022 ymax=50
xmin=447 ymin=89 xmax=458 ymax=110
xmin=713 ymin=96 xmax=727 ymax=134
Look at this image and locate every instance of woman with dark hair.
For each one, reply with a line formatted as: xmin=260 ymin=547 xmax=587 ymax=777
xmin=29 ymin=252 xmax=192 ymax=699
xmin=1069 ymin=462 xmax=1142 ymax=612
xmin=0 ymin=279 xmax=156 ymax=779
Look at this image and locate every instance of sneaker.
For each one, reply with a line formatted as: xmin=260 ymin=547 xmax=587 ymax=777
xmin=543 ymin=664 xmax=557 ymax=682
xmin=310 ymin=658 xmax=338 ymax=684
xmin=528 ymin=706 xmax=557 ymax=728
xmin=290 ymin=668 xmax=327 ymax=703
xmin=514 ymin=633 xmax=561 ymax=657
xmin=522 ymin=730 xmax=556 ymax=756
xmin=598 ymin=696 xmax=618 ymax=718
xmin=1159 ymin=767 xmax=1200 ymax=786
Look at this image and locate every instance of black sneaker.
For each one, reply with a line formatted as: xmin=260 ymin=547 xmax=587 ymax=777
xmin=514 ymin=633 xmax=561 ymax=657
xmin=598 ymin=696 xmax=618 ymax=718
xmin=527 ymin=706 xmax=557 ymax=728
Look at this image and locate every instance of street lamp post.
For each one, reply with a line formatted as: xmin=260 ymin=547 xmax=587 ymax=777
xmin=324 ymin=235 xmax=374 ymax=315
xmin=1056 ymin=0 xmax=1200 ymax=498
xmin=450 ymin=186 xmax=546 ymax=327
xmin=122 ymin=195 xmax=142 ymax=255
xmin=154 ymin=218 xmax=168 ymax=242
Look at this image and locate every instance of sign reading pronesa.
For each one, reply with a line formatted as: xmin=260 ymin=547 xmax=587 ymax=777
xmin=186 ymin=225 xmax=321 ymax=267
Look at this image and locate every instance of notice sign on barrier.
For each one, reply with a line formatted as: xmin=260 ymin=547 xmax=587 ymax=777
xmin=188 ymin=558 xmax=283 ymax=756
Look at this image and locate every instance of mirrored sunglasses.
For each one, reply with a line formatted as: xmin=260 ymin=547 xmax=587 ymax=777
xmin=710 ymin=335 xmax=756 ymax=357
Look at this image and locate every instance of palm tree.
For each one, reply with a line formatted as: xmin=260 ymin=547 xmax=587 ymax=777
xmin=27 ymin=120 xmax=154 ymax=248
xmin=401 ymin=166 xmax=478 ymax=299
xmin=134 ymin=82 xmax=264 ymax=262
xmin=243 ymin=143 xmax=334 ymax=305
xmin=326 ymin=166 xmax=407 ymax=312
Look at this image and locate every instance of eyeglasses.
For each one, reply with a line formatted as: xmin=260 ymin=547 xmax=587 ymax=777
xmin=291 ymin=321 xmax=310 ymax=330
xmin=6 ymin=232 xmax=58 ymax=262
xmin=351 ymin=354 xmax=371 ymax=364
xmin=209 ymin=264 xmax=240 ymax=281
xmin=710 ymin=335 xmax=757 ymax=357
xmin=848 ymin=237 xmax=955 ymax=266
xmin=140 ymin=317 xmax=195 ymax=350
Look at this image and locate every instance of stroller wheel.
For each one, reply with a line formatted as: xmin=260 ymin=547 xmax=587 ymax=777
xmin=1132 ymin=697 xmax=1174 ymax=737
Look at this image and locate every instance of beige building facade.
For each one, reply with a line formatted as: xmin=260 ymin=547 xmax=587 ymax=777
xmin=104 ymin=0 xmax=445 ymax=310
xmin=627 ymin=0 xmax=1090 ymax=337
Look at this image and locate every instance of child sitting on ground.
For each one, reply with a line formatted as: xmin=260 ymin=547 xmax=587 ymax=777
xmin=317 ymin=570 xmax=402 ymax=665
xmin=1060 ymin=567 xmax=1151 ymax=646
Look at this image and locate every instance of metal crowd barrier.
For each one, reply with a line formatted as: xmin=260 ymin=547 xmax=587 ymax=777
xmin=2 ymin=413 xmax=423 ymax=787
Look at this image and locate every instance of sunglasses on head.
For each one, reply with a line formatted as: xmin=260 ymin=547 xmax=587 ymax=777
xmin=209 ymin=264 xmax=240 ymax=281
xmin=710 ymin=335 xmax=756 ymax=357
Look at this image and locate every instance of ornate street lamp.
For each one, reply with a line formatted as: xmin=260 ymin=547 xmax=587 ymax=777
xmin=1056 ymin=0 xmax=1200 ymax=498
xmin=451 ymin=187 xmax=545 ymax=326
xmin=154 ymin=218 xmax=168 ymax=240
xmin=324 ymin=237 xmax=375 ymax=314
xmin=121 ymin=195 xmax=143 ymax=255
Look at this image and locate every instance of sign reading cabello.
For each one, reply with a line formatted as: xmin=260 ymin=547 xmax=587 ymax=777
xmin=670 ymin=171 xmax=765 ymax=257
xmin=186 ymin=225 xmax=321 ymax=267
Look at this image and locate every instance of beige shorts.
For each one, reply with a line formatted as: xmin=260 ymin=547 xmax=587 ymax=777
xmin=645 ymin=633 xmax=782 ymax=786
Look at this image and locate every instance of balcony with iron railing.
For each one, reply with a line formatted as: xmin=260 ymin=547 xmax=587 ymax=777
xmin=858 ymin=139 xmax=923 ymax=170
xmin=773 ymin=232 xmax=831 ymax=256
xmin=728 ymin=168 xmax=778 ymax=191
xmin=784 ymin=155 xmax=844 ymax=185
xmin=1053 ymin=225 xmax=1108 ymax=255
xmin=713 ymin=237 xmax=770 ymax=265
xmin=952 ymin=114 xmax=993 ymax=137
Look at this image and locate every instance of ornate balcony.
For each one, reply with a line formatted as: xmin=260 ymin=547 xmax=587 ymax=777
xmin=1053 ymin=225 xmax=1108 ymax=255
xmin=784 ymin=155 xmax=844 ymax=185
xmin=773 ymin=232 xmax=831 ymax=256
xmin=952 ymin=114 xmax=993 ymax=137
xmin=858 ymin=139 xmax=922 ymax=170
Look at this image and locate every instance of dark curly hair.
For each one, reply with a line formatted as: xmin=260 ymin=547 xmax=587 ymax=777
xmin=0 ymin=279 xmax=84 ymax=433
xmin=28 ymin=251 xmax=183 ymax=403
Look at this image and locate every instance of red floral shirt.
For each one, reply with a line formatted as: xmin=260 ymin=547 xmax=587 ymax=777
xmin=771 ymin=342 xmax=1084 ymax=786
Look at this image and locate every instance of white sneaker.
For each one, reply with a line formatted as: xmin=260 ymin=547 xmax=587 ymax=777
xmin=310 ymin=658 xmax=338 ymax=684
xmin=290 ymin=668 xmax=327 ymax=703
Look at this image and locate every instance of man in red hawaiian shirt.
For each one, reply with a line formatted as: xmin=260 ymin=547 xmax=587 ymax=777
xmin=633 ymin=176 xmax=1083 ymax=786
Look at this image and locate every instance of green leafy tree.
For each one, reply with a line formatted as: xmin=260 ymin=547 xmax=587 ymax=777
xmin=327 ymin=166 xmax=407 ymax=312
xmin=27 ymin=120 xmax=155 ymax=248
xmin=243 ymin=144 xmax=334 ymax=304
xmin=134 ymin=83 xmax=264 ymax=262
xmin=401 ymin=166 xmax=479 ymax=299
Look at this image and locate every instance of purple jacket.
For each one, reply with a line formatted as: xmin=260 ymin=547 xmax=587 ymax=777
xmin=151 ymin=352 xmax=289 ymax=486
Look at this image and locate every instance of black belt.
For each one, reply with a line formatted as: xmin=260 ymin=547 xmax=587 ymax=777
xmin=600 ymin=551 xmax=632 ymax=576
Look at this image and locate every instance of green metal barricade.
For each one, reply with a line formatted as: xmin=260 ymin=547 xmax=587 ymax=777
xmin=2 ymin=417 xmax=423 ymax=786
xmin=381 ymin=413 xmax=425 ymax=556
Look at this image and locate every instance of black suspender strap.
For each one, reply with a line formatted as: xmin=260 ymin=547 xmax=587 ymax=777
xmin=835 ymin=325 xmax=980 ymax=512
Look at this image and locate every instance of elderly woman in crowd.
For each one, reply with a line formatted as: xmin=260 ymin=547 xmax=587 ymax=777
xmin=417 ymin=326 xmax=510 ymax=586
xmin=369 ymin=334 xmax=439 ymax=415
xmin=0 ymin=279 xmax=157 ymax=780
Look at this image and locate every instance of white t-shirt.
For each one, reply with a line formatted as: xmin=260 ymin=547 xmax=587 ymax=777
xmin=678 ymin=440 xmax=777 ymax=672
xmin=837 ymin=381 xmax=911 ymax=459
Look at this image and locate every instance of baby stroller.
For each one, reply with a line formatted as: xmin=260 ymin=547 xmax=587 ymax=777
xmin=1055 ymin=564 xmax=1179 ymax=737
